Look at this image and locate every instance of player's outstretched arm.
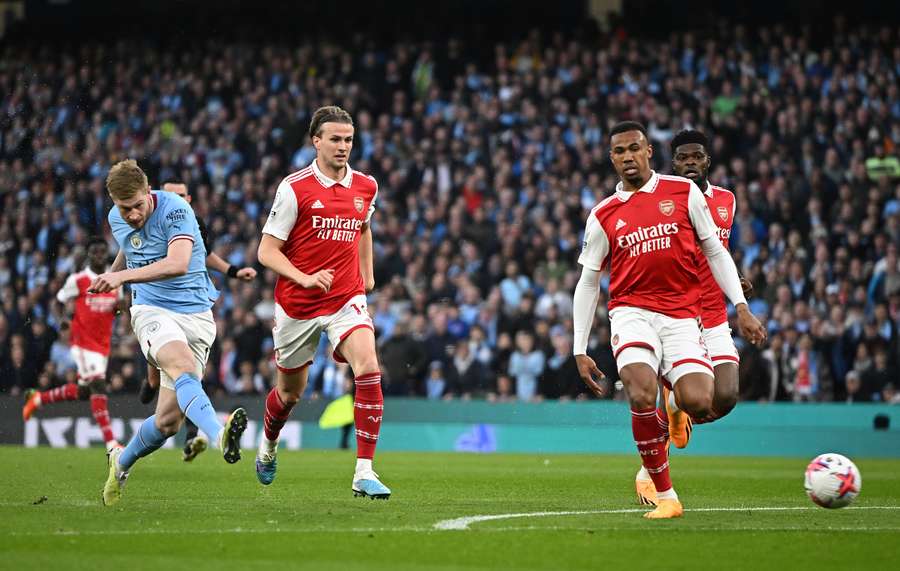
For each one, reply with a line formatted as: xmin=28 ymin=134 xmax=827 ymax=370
xmin=258 ymin=233 xmax=333 ymax=293
xmin=90 ymin=240 xmax=192 ymax=293
xmin=359 ymin=223 xmax=375 ymax=292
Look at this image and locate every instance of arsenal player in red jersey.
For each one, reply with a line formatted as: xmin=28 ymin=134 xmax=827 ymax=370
xmin=22 ymin=236 xmax=122 ymax=452
xmin=255 ymin=105 xmax=389 ymax=498
xmin=573 ymin=121 xmax=766 ymax=518
xmin=634 ymin=129 xmax=755 ymax=505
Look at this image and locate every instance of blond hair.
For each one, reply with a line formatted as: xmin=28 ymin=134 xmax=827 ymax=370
xmin=106 ymin=159 xmax=149 ymax=200
xmin=308 ymin=105 xmax=353 ymax=139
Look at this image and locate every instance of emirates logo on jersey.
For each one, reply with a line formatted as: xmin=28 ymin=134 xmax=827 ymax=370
xmin=658 ymin=200 xmax=675 ymax=216
xmin=354 ymin=196 xmax=364 ymax=212
xmin=717 ymin=206 xmax=729 ymax=222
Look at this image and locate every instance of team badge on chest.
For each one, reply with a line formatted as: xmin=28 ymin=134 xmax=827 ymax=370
xmin=717 ymin=206 xmax=729 ymax=222
xmin=353 ymin=196 xmax=364 ymax=213
xmin=658 ymin=200 xmax=675 ymax=216
xmin=130 ymin=234 xmax=143 ymax=249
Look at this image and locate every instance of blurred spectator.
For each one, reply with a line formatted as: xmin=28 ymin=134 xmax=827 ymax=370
xmin=1 ymin=18 xmax=899 ymax=404
xmin=508 ymin=330 xmax=545 ymax=401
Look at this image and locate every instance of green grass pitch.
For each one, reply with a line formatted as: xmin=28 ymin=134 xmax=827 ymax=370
xmin=1 ymin=446 xmax=898 ymax=570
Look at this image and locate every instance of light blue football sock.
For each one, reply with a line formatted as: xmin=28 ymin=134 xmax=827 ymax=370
xmin=174 ymin=373 xmax=223 ymax=446
xmin=119 ymin=415 xmax=166 ymax=470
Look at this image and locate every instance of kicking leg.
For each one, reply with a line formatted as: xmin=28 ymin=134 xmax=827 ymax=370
xmin=155 ymin=340 xmax=246 ymax=464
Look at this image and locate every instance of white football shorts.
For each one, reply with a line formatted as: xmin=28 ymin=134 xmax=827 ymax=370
xmin=273 ymin=294 xmax=374 ymax=372
xmin=130 ymin=304 xmax=216 ymax=391
xmin=71 ymin=345 xmax=109 ymax=383
xmin=609 ymin=306 xmax=713 ymax=385
xmin=703 ymin=321 xmax=740 ymax=365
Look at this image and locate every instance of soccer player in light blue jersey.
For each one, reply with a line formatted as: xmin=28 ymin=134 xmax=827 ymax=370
xmin=91 ymin=159 xmax=248 ymax=506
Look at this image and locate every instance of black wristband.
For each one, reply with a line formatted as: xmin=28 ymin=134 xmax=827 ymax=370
xmin=226 ymin=265 xmax=239 ymax=279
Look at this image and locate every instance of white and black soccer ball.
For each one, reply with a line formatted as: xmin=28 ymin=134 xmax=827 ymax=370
xmin=804 ymin=453 xmax=862 ymax=509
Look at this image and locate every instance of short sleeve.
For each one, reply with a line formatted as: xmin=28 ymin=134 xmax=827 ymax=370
xmin=365 ymin=182 xmax=378 ymax=224
xmin=161 ymin=196 xmax=197 ymax=245
xmin=688 ymin=182 xmax=717 ymax=242
xmin=262 ymin=180 xmax=299 ymax=240
xmin=577 ymin=210 xmax=610 ymax=271
xmin=56 ymin=274 xmax=79 ymax=303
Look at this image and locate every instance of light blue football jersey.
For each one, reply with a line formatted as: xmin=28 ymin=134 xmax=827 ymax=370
xmin=108 ymin=191 xmax=213 ymax=314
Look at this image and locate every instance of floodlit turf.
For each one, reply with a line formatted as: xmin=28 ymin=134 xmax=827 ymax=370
xmin=1 ymin=446 xmax=898 ymax=570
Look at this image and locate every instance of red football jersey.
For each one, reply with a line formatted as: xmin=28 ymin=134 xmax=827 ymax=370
xmin=56 ymin=268 xmax=119 ymax=355
xmin=263 ymin=160 xmax=378 ymax=320
xmin=578 ymin=172 xmax=719 ymax=319
xmin=694 ymin=184 xmax=736 ymax=328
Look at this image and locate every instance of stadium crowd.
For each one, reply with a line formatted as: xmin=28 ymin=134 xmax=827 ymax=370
xmin=1 ymin=16 xmax=899 ymax=404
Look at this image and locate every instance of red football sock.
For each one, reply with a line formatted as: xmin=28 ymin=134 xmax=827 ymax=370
xmin=656 ymin=406 xmax=669 ymax=432
xmin=89 ymin=394 xmax=116 ymax=444
xmin=263 ymin=388 xmax=296 ymax=441
xmin=632 ymin=407 xmax=673 ymax=493
xmin=40 ymin=383 xmax=79 ymax=404
xmin=353 ymin=372 xmax=383 ymax=460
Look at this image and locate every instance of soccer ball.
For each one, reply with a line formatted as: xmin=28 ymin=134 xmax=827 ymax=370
xmin=804 ymin=453 xmax=862 ymax=509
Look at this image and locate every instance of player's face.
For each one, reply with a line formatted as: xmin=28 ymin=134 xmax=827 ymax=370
xmin=87 ymin=243 xmax=108 ymax=269
xmin=672 ymin=143 xmax=710 ymax=183
xmin=610 ymin=130 xmax=653 ymax=186
xmin=113 ymin=186 xmax=153 ymax=229
xmin=163 ymin=182 xmax=191 ymax=204
xmin=314 ymin=122 xmax=354 ymax=173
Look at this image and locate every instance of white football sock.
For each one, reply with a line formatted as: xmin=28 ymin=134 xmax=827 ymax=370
xmin=637 ymin=466 xmax=651 ymax=481
xmin=258 ymin=437 xmax=278 ymax=459
xmin=657 ymin=488 xmax=678 ymax=501
xmin=355 ymin=458 xmax=373 ymax=476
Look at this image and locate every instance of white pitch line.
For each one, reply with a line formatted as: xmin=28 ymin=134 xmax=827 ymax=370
xmin=432 ymin=505 xmax=900 ymax=530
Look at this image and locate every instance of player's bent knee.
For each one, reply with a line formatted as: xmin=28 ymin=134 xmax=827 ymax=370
xmin=619 ymin=362 xmax=658 ymax=408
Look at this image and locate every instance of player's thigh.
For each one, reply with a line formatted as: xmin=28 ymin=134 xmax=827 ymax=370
xmin=273 ymin=303 xmax=323 ymax=373
xmin=131 ymin=305 xmax=189 ymax=371
xmin=71 ymin=346 xmax=108 ymax=384
xmin=609 ymin=307 xmax=662 ymax=374
xmin=659 ymin=316 xmax=714 ymax=387
xmin=157 ymin=311 xmax=217 ymax=391
xmin=703 ymin=321 xmax=739 ymax=368
xmin=326 ymin=294 xmax=377 ymax=371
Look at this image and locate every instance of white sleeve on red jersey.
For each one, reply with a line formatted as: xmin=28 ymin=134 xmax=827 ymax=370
xmin=573 ymin=266 xmax=601 ymax=355
xmin=687 ymin=182 xmax=717 ymax=241
xmin=365 ymin=182 xmax=378 ymax=224
xmin=577 ymin=209 xmax=609 ymax=271
xmin=262 ymin=179 xmax=299 ymax=241
xmin=56 ymin=273 xmax=79 ymax=303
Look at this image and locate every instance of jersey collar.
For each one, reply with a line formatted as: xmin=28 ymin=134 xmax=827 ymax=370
xmin=311 ymin=159 xmax=353 ymax=189
xmin=614 ymin=171 xmax=659 ymax=201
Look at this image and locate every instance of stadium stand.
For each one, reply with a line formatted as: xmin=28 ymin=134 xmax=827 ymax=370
xmin=1 ymin=4 xmax=898 ymax=405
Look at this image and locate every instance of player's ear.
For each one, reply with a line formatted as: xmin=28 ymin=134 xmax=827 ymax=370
xmin=646 ymin=143 xmax=653 ymax=159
